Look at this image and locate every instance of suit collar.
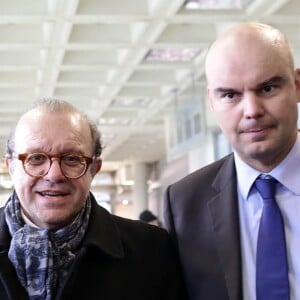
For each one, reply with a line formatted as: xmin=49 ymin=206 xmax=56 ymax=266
xmin=207 ymin=154 xmax=242 ymax=300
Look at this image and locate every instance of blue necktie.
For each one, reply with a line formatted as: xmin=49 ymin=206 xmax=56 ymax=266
xmin=255 ymin=176 xmax=289 ymax=300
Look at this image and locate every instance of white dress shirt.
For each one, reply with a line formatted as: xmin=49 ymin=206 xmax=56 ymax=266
xmin=235 ymin=133 xmax=300 ymax=300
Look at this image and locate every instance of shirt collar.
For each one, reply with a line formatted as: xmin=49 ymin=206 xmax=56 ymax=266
xmin=234 ymin=132 xmax=300 ymax=198
xmin=234 ymin=153 xmax=260 ymax=200
xmin=271 ymin=133 xmax=300 ymax=195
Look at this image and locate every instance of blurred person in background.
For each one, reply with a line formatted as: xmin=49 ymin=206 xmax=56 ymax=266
xmin=139 ymin=209 xmax=162 ymax=227
xmin=0 ymin=98 xmax=187 ymax=300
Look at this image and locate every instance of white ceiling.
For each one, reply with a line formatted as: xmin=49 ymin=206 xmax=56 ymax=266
xmin=0 ymin=0 xmax=299 ymax=172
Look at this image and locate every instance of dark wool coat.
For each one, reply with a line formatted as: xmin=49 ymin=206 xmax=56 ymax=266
xmin=0 ymin=193 xmax=187 ymax=300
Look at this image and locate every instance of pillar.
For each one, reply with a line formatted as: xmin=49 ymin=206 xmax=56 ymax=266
xmin=132 ymin=162 xmax=149 ymax=219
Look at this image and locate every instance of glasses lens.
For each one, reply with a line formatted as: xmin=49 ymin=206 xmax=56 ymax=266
xmin=24 ymin=153 xmax=50 ymax=176
xmin=60 ymin=154 xmax=87 ymax=178
xmin=22 ymin=153 xmax=89 ymax=178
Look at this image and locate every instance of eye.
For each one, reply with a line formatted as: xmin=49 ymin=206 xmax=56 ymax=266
xmin=26 ymin=153 xmax=48 ymax=165
xmin=62 ymin=155 xmax=84 ymax=166
xmin=258 ymin=84 xmax=279 ymax=97
xmin=221 ymin=91 xmax=240 ymax=103
xmin=223 ymin=92 xmax=235 ymax=99
xmin=262 ymin=85 xmax=275 ymax=93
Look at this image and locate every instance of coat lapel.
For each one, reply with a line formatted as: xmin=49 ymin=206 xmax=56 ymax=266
xmin=82 ymin=194 xmax=124 ymax=259
xmin=207 ymin=155 xmax=242 ymax=300
xmin=0 ymin=209 xmax=28 ymax=299
xmin=0 ymin=252 xmax=28 ymax=299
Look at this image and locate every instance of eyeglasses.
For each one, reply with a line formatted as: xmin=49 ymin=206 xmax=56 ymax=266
xmin=10 ymin=152 xmax=94 ymax=179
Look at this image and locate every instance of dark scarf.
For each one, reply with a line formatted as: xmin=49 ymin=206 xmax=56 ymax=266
xmin=4 ymin=191 xmax=91 ymax=300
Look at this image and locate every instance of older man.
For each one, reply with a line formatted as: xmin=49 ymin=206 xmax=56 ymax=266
xmin=1 ymin=98 xmax=187 ymax=300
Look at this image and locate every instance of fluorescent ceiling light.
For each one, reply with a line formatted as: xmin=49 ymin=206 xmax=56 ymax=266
xmin=112 ymin=98 xmax=153 ymax=107
xmin=98 ymin=118 xmax=131 ymax=126
xmin=184 ymin=0 xmax=249 ymax=10
xmin=145 ymin=48 xmax=201 ymax=62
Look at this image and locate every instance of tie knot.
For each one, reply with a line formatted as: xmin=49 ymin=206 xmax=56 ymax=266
xmin=255 ymin=176 xmax=277 ymax=200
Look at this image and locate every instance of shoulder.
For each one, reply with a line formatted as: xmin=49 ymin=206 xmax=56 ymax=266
xmin=113 ymin=215 xmax=171 ymax=245
xmin=89 ymin=200 xmax=172 ymax=253
xmin=169 ymin=153 xmax=234 ymax=192
xmin=104 ymin=214 xmax=179 ymax=265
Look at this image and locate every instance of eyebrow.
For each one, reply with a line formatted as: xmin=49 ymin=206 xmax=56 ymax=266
xmin=212 ymin=75 xmax=286 ymax=96
xmin=213 ymin=87 xmax=237 ymax=96
xmin=255 ymin=75 xmax=285 ymax=90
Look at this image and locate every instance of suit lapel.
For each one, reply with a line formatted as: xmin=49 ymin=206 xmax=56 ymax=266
xmin=207 ymin=155 xmax=242 ymax=300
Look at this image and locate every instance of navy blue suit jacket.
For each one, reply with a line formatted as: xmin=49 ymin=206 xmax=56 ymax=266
xmin=164 ymin=154 xmax=243 ymax=300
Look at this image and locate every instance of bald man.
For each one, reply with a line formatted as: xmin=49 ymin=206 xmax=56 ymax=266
xmin=164 ymin=23 xmax=300 ymax=300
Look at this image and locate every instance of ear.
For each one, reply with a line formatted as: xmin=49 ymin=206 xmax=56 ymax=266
xmin=294 ymin=68 xmax=300 ymax=103
xmin=5 ymin=157 xmax=13 ymax=176
xmin=5 ymin=157 xmax=9 ymax=169
xmin=91 ymin=158 xmax=102 ymax=176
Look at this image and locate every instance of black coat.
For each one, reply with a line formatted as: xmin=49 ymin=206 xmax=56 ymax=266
xmin=164 ymin=154 xmax=242 ymax=300
xmin=0 ymin=194 xmax=187 ymax=300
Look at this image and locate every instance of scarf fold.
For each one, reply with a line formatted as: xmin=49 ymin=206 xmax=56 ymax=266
xmin=4 ymin=191 xmax=91 ymax=300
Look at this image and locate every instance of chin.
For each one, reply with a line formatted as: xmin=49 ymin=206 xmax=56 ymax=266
xmin=39 ymin=214 xmax=74 ymax=230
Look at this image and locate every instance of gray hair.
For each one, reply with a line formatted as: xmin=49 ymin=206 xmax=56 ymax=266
xmin=6 ymin=98 xmax=103 ymax=158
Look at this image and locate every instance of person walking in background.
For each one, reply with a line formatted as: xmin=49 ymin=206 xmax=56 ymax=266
xmin=1 ymin=98 xmax=187 ymax=300
xmin=164 ymin=22 xmax=300 ymax=300
xmin=139 ymin=209 xmax=162 ymax=227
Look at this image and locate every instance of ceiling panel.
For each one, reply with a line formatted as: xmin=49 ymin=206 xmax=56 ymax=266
xmin=57 ymin=70 xmax=108 ymax=82
xmin=0 ymin=0 xmax=47 ymax=14
xmin=70 ymin=24 xmax=133 ymax=44
xmin=77 ymin=0 xmax=150 ymax=15
xmin=0 ymin=0 xmax=297 ymax=173
xmin=274 ymin=0 xmax=300 ymax=14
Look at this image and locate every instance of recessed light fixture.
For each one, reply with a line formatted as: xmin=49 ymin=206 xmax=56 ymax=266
xmin=122 ymin=199 xmax=129 ymax=206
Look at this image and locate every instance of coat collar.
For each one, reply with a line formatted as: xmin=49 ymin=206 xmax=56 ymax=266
xmin=80 ymin=193 xmax=125 ymax=259
xmin=0 ymin=193 xmax=125 ymax=300
xmin=0 ymin=194 xmax=125 ymax=260
xmin=0 ymin=206 xmax=10 ymax=251
xmin=0 ymin=206 xmax=28 ymax=299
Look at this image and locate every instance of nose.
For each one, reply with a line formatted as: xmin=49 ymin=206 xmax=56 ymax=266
xmin=44 ymin=158 xmax=66 ymax=181
xmin=243 ymin=93 xmax=264 ymax=119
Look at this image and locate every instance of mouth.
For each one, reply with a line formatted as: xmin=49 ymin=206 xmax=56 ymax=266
xmin=241 ymin=120 xmax=275 ymax=133
xmin=243 ymin=126 xmax=269 ymax=133
xmin=241 ymin=125 xmax=273 ymax=142
xmin=38 ymin=191 xmax=69 ymax=197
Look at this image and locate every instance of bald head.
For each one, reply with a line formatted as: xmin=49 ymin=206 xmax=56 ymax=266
xmin=205 ymin=23 xmax=294 ymax=86
xmin=204 ymin=22 xmax=300 ymax=172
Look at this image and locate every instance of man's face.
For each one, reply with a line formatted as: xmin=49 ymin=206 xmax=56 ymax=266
xmin=7 ymin=110 xmax=101 ymax=229
xmin=206 ymin=34 xmax=300 ymax=172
